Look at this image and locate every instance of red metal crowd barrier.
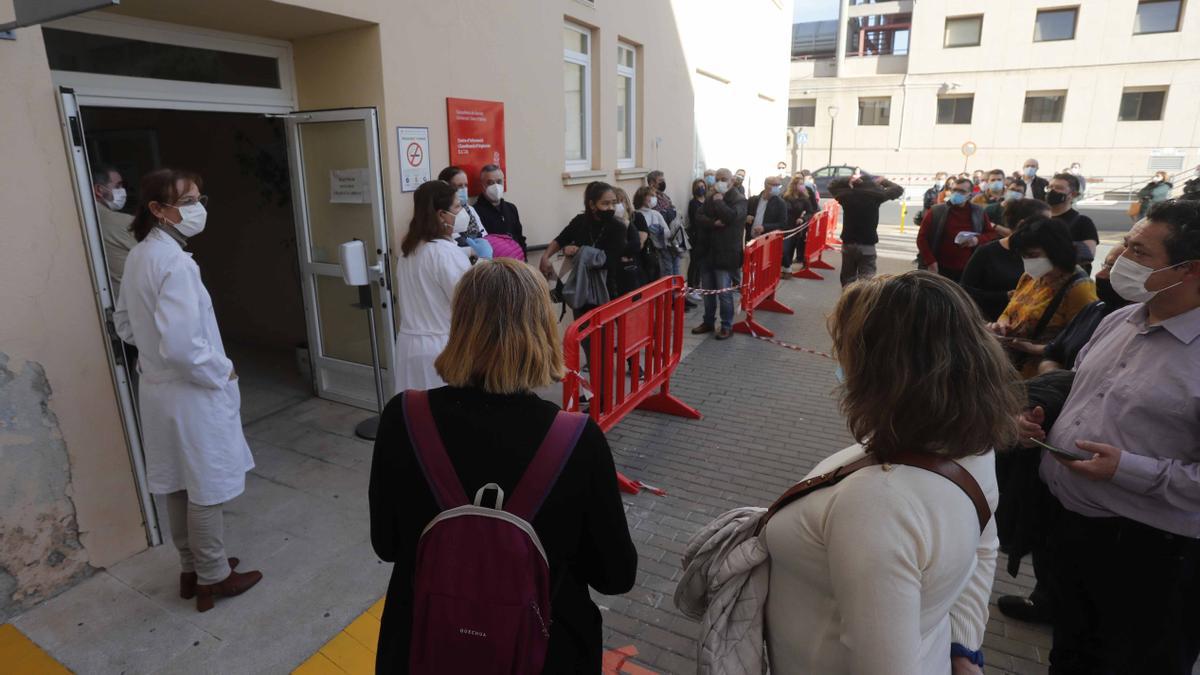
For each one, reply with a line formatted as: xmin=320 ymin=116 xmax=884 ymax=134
xmin=730 ymin=230 xmax=794 ymax=338
xmin=824 ymin=200 xmax=843 ymax=250
xmin=795 ymin=204 xmax=838 ymax=281
xmin=563 ymin=275 xmax=701 ymax=429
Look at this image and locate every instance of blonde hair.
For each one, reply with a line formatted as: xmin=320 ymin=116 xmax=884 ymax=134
xmin=829 ymin=271 xmax=1024 ymax=460
xmin=435 ymin=258 xmax=564 ymax=393
xmin=613 ymin=187 xmax=633 ymax=224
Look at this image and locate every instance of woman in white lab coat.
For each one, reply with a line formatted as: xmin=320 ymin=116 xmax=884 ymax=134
xmin=392 ymin=180 xmax=472 ymax=394
xmin=114 ymin=168 xmax=261 ymax=612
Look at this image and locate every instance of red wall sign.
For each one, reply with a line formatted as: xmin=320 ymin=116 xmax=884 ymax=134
xmin=446 ymin=98 xmax=506 ymax=195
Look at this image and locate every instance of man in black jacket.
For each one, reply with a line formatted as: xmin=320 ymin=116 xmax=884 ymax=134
xmin=473 ymin=164 xmax=527 ymax=254
xmin=745 ymin=175 xmax=788 ymax=241
xmin=692 ymin=168 xmax=747 ymax=340
xmin=1022 ymin=158 xmax=1049 ymax=201
xmin=827 ymin=173 xmax=903 ymax=286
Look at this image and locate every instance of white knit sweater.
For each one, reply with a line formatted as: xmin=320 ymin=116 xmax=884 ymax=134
xmin=762 ymin=445 xmax=998 ymax=675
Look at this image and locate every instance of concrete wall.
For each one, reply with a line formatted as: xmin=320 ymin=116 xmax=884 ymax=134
xmin=788 ymin=0 xmax=1200 ymax=181
xmin=0 ymin=29 xmax=146 ymax=618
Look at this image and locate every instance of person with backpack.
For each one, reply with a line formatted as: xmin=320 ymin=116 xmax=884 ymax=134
xmin=369 ymin=258 xmax=638 ymax=675
xmin=987 ymin=217 xmax=1098 ymax=379
xmin=676 ymin=272 xmax=1018 ymax=674
xmin=917 ymin=176 xmax=999 ymax=282
xmin=635 ymin=185 xmax=676 ymax=278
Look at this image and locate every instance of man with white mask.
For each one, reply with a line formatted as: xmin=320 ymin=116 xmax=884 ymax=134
xmin=92 ymin=164 xmax=138 ymax=300
xmin=473 ymin=163 xmax=527 ymax=257
xmin=115 ymin=168 xmax=261 ymax=613
xmin=1017 ymin=200 xmax=1200 ymax=674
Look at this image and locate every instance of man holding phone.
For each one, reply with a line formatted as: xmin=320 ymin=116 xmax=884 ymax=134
xmin=1017 ymin=200 xmax=1200 ymax=674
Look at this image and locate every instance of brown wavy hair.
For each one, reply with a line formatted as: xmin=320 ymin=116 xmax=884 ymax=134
xmin=130 ymin=168 xmax=201 ymax=242
xmin=402 ymin=180 xmax=455 ymax=256
xmin=829 ymin=271 xmax=1024 ymax=460
xmin=435 ymin=258 xmax=563 ymax=393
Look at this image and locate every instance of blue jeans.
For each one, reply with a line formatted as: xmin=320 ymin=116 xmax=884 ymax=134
xmin=701 ymin=265 xmax=739 ymax=330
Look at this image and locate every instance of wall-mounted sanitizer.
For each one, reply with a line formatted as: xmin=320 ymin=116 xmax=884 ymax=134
xmin=339 ymin=239 xmax=386 ymax=440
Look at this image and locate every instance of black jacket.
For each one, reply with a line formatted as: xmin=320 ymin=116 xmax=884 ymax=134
xmin=369 ymin=387 xmax=638 ymax=674
xmin=827 ymin=177 xmax=903 ymax=245
xmin=687 ymin=197 xmax=712 ymax=263
xmin=474 ymin=198 xmax=527 ymax=251
xmin=1027 ymin=176 xmax=1049 ymax=201
xmin=701 ymin=187 xmax=748 ymax=271
xmin=745 ymin=193 xmax=789 ymax=237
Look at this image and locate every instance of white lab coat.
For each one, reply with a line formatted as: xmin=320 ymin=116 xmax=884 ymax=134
xmin=114 ymin=228 xmax=254 ymax=506
xmin=392 ymin=237 xmax=470 ymax=393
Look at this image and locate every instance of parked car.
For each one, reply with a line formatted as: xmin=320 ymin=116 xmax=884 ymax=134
xmin=810 ymin=164 xmax=863 ymax=196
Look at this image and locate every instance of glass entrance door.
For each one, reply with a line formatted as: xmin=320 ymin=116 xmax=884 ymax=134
xmin=285 ymin=108 xmax=396 ymax=410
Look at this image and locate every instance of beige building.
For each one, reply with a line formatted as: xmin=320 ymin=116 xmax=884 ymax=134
xmin=788 ymin=0 xmax=1200 ymax=189
xmin=0 ymin=0 xmax=790 ymax=618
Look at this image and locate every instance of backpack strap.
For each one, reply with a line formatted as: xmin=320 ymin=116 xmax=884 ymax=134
xmin=403 ymin=390 xmax=470 ymax=510
xmin=758 ymin=450 xmax=991 ymax=534
xmin=504 ymin=412 xmax=588 ymax=522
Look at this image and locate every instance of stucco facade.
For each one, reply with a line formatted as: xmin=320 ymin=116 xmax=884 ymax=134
xmin=789 ymin=0 xmax=1200 ymax=185
xmin=0 ymin=0 xmax=790 ymax=616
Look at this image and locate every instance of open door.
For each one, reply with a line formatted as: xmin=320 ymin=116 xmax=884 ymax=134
xmin=56 ymin=87 xmax=162 ymax=546
xmin=284 ymin=108 xmax=396 ymax=410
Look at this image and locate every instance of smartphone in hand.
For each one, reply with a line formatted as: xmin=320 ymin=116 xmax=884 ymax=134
xmin=1029 ymin=437 xmax=1093 ymax=462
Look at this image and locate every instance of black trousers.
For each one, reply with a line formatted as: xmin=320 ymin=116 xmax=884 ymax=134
xmin=1048 ymin=503 xmax=1200 ymax=675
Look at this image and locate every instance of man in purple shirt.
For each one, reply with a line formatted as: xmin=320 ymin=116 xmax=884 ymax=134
xmin=1018 ymin=200 xmax=1200 ymax=674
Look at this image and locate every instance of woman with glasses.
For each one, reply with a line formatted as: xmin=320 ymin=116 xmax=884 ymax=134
xmin=114 ymin=168 xmax=261 ymax=612
xmin=392 ymin=180 xmax=471 ymax=394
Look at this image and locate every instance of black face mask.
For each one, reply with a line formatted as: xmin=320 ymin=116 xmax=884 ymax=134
xmin=1046 ymin=190 xmax=1069 ymax=206
xmin=657 ymin=181 xmax=666 ymax=192
xmin=597 ymin=209 xmax=617 ymax=222
xmin=1095 ymin=277 xmax=1129 ymax=309
xmin=693 ymin=187 xmax=706 ymax=198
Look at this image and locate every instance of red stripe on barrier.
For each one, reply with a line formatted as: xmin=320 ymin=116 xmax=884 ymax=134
xmin=797 ymin=202 xmax=840 ymax=278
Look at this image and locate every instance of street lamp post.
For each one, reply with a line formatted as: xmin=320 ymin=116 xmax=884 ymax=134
xmin=827 ymin=105 xmax=839 ymax=166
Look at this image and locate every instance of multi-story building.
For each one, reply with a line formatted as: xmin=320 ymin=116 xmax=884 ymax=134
xmin=788 ymin=0 xmax=1200 ymax=191
xmin=0 ymin=0 xmax=789 ymax=618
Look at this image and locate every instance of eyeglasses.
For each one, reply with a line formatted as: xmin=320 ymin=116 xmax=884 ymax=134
xmin=175 ymin=195 xmax=209 ymax=208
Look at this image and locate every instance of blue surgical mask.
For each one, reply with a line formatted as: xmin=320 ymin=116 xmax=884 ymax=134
xmin=1024 ymin=166 xmax=1037 ymax=178
xmin=948 ymin=192 xmax=969 ymax=206
xmin=834 ymin=364 xmax=845 ymax=384
xmin=705 ymin=175 xmax=716 ymax=186
xmin=1005 ymin=190 xmax=1023 ymax=201
xmin=989 ymin=180 xmax=1004 ymax=192
xmin=456 ymin=187 xmax=469 ymax=206
xmin=770 ymin=185 xmax=782 ymax=197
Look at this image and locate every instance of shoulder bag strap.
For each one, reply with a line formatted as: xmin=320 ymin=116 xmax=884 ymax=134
xmin=758 ymin=454 xmax=880 ymax=534
xmin=889 ymin=450 xmax=991 ymax=532
xmin=402 ymin=390 xmax=470 ymax=510
xmin=505 ymin=412 xmax=589 ymax=522
xmin=1032 ymin=271 xmax=1084 ymax=341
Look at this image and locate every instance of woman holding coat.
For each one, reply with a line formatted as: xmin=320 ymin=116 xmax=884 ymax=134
xmin=115 ymin=168 xmax=261 ymax=612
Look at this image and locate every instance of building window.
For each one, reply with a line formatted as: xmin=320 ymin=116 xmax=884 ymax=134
xmin=858 ymin=97 xmax=891 ymax=126
xmin=944 ymin=15 xmax=983 ymax=48
xmin=1119 ymin=87 xmax=1168 ymax=121
xmin=564 ymin=24 xmax=592 ymax=169
xmin=936 ymin=95 xmax=974 ymax=124
xmin=1023 ymin=91 xmax=1067 ymax=123
xmin=1034 ymin=7 xmax=1079 ymax=41
xmin=616 ymin=44 xmax=637 ymax=169
xmin=1134 ymin=0 xmax=1183 ymax=34
xmin=789 ymin=99 xmax=816 ymax=127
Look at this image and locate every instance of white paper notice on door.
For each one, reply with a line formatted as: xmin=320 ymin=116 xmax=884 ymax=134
xmin=330 ymin=168 xmax=370 ymax=204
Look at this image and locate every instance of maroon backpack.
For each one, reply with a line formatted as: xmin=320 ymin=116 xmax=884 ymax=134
xmin=402 ymin=390 xmax=588 ymax=675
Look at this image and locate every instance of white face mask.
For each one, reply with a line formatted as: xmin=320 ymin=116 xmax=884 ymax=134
xmin=105 ymin=187 xmax=127 ymax=211
xmin=1110 ymin=255 xmax=1190 ymax=303
xmin=485 ymin=183 xmax=504 ymax=202
xmin=169 ymin=203 xmax=207 ymax=238
xmin=614 ymin=203 xmax=627 ymax=220
xmin=1022 ymin=256 xmax=1054 ymax=279
xmin=450 ymin=207 xmax=470 ymax=235
xmin=715 ymin=181 xmax=730 ymax=194
xmin=648 ymin=196 xmax=658 ymax=209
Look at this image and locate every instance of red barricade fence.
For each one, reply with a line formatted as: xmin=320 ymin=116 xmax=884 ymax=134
xmin=795 ymin=203 xmax=838 ymax=280
xmin=563 ymin=276 xmax=701 ymax=416
xmin=731 ymin=230 xmax=794 ymax=338
xmin=824 ymin=200 xmax=843 ymax=250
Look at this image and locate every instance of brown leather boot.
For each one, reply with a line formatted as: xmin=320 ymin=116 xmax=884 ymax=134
xmin=195 ymin=568 xmax=262 ymax=612
xmin=180 ymin=557 xmax=240 ymax=600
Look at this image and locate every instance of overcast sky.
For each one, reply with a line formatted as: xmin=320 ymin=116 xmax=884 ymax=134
xmin=793 ymin=0 xmax=839 ymax=22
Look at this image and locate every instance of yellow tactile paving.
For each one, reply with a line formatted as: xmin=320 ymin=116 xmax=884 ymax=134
xmin=0 ymin=623 xmax=72 ymax=674
xmin=292 ymin=598 xmax=382 ymax=674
